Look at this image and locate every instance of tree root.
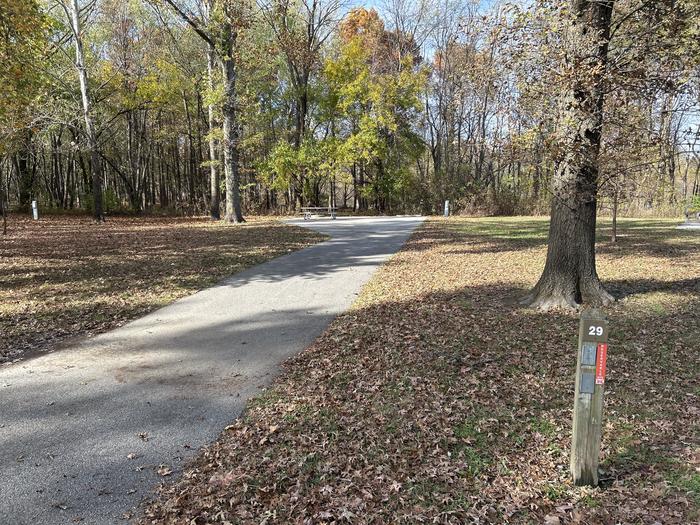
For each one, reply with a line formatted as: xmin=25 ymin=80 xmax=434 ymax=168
xmin=224 ymin=214 xmax=246 ymax=224
xmin=520 ymin=289 xmax=581 ymax=312
xmin=581 ymin=280 xmax=615 ymax=306
xmin=521 ymin=277 xmax=615 ymax=311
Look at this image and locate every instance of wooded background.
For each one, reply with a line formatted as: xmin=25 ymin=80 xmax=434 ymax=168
xmin=2 ymin=0 xmax=699 ymax=220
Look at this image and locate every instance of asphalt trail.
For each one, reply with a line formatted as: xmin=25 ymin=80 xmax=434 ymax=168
xmin=0 ymin=216 xmax=424 ymax=524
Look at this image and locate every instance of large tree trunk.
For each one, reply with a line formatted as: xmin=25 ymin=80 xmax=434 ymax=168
xmin=523 ymin=0 xmax=616 ymax=310
xmin=66 ymin=0 xmax=104 ymax=222
xmin=220 ymin=53 xmax=244 ymax=223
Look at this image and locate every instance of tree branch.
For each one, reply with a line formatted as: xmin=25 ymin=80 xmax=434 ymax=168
xmin=160 ymin=0 xmax=215 ymax=48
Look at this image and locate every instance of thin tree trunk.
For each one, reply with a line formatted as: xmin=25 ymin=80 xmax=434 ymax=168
xmin=1 ymin=158 xmax=7 ymax=235
xmin=611 ymin=189 xmax=618 ymax=243
xmin=66 ymin=0 xmax=104 ymax=221
xmin=207 ymin=41 xmax=221 ymax=219
xmin=16 ymin=131 xmax=33 ymax=213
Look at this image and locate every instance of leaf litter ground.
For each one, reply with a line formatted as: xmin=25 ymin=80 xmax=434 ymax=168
xmin=140 ymin=217 xmax=699 ymax=525
xmin=0 ymin=215 xmax=324 ymax=364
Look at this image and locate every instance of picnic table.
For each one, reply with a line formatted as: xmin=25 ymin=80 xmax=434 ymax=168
xmin=301 ymin=206 xmax=337 ymax=220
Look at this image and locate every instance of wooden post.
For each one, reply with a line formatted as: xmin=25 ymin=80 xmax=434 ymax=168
xmin=571 ymin=308 xmax=609 ymax=486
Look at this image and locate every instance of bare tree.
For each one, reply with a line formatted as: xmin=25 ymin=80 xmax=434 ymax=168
xmin=60 ymin=0 xmax=104 ymax=221
xmin=380 ymin=0 xmax=435 ymax=68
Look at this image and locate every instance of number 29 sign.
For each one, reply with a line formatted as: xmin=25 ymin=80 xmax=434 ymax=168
xmin=580 ymin=317 xmax=608 ymax=389
xmin=572 ymin=309 xmax=610 ymax=487
xmin=588 ymin=325 xmax=604 ymax=337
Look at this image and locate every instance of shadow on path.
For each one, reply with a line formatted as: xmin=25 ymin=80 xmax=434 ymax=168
xmin=0 ymin=216 xmax=425 ymax=525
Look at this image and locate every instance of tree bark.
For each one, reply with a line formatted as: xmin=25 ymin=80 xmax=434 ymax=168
xmin=220 ymin=53 xmax=244 ymax=223
xmin=523 ymin=0 xmax=616 ymax=310
xmin=611 ymin=189 xmax=618 ymax=243
xmin=68 ymin=0 xmax=104 ymax=220
xmin=207 ymin=41 xmax=221 ymax=219
xmin=1 ymin=158 xmax=7 ymax=235
xmin=15 ymin=131 xmax=33 ymax=213
xmin=66 ymin=0 xmax=104 ymax=221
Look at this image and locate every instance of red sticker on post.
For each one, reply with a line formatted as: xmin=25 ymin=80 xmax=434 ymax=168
xmin=595 ymin=343 xmax=608 ymax=385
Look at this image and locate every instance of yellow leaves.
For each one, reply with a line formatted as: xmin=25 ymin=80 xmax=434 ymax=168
xmin=322 ymin=32 xmax=425 ymax=173
xmin=0 ymin=0 xmax=47 ymax=136
xmin=511 ymin=127 xmax=540 ymax=150
xmin=131 ymin=59 xmax=189 ymax=107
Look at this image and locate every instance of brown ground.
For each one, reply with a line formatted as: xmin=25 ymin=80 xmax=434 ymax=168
xmin=0 ymin=215 xmax=324 ymax=363
xmin=139 ymin=217 xmax=699 ymax=525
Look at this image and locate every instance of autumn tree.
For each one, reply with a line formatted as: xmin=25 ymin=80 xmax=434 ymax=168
xmin=0 ymin=0 xmax=48 ymax=221
xmin=204 ymin=0 xmax=222 ymax=219
xmin=325 ymin=8 xmax=426 ymax=212
xmin=425 ymin=2 xmax=508 ymax=214
xmin=522 ymin=0 xmax=616 ymax=309
xmin=1 ymin=0 xmax=697 ymax=222
xmin=258 ymin=0 xmax=347 ymax=208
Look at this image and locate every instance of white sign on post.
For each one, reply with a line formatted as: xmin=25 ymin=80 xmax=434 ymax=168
xmin=444 ymin=200 xmax=450 ymax=217
xmin=31 ymin=200 xmax=39 ymax=221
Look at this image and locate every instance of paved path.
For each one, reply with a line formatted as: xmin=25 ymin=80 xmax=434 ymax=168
xmin=0 ymin=216 xmax=424 ymax=525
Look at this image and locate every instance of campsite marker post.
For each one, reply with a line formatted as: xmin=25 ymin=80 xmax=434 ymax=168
xmin=571 ymin=308 xmax=608 ymax=486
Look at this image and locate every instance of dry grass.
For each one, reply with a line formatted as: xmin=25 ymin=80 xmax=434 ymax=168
xmin=0 ymin=215 xmax=324 ymax=363
xmin=140 ymin=216 xmax=699 ymax=525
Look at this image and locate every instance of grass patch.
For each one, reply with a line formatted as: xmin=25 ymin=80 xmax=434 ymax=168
xmin=544 ymin=482 xmax=568 ymax=501
xmin=530 ymin=417 xmax=557 ymax=437
xmin=667 ymin=470 xmax=700 ymax=503
xmin=579 ymin=493 xmax=600 ymax=508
